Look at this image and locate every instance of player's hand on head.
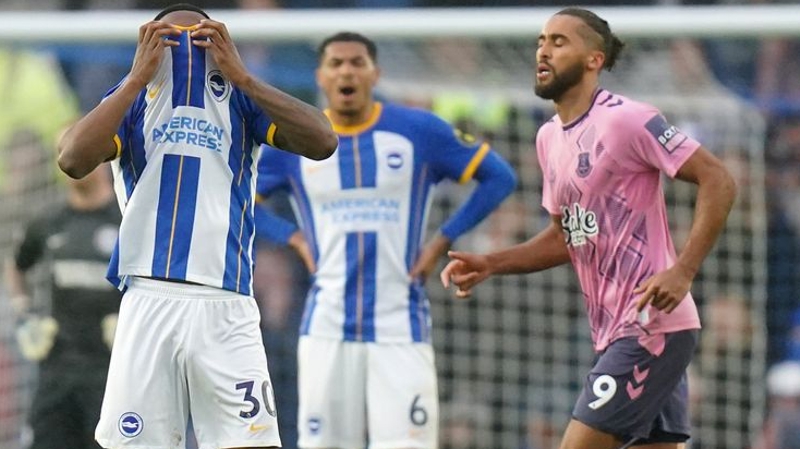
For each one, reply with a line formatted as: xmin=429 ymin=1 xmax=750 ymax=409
xmin=634 ymin=264 xmax=694 ymax=314
xmin=190 ymin=19 xmax=248 ymax=86
xmin=129 ymin=21 xmax=180 ymax=88
xmin=440 ymin=250 xmax=490 ymax=299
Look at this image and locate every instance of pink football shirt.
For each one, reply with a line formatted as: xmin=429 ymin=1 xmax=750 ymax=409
xmin=536 ymin=89 xmax=702 ymax=353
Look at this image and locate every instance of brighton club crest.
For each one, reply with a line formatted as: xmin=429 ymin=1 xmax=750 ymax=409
xmin=576 ymin=152 xmax=592 ymax=178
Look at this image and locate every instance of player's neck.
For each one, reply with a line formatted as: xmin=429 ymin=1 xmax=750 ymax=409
xmin=553 ymin=83 xmax=600 ymax=125
xmin=329 ymin=101 xmax=377 ymax=128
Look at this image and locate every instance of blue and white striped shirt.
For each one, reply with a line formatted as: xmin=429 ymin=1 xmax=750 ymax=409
xmin=257 ymin=102 xmax=516 ymax=342
xmin=107 ymin=28 xmax=276 ymax=296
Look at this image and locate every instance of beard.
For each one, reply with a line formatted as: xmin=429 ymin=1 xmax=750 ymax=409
xmin=534 ymin=60 xmax=584 ymax=101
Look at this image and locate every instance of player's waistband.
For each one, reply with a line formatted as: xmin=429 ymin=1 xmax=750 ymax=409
xmin=128 ymin=276 xmax=248 ymax=300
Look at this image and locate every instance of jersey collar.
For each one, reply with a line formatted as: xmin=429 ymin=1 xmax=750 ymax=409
xmin=326 ymin=102 xmax=383 ymax=136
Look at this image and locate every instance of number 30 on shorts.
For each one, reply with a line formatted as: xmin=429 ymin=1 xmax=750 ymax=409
xmin=588 ymin=374 xmax=617 ymax=410
xmin=236 ymin=380 xmax=277 ymax=418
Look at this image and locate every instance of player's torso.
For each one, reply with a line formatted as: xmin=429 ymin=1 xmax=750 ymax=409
xmin=112 ymin=42 xmax=260 ymax=294
xmin=297 ymin=105 xmax=433 ymax=343
xmin=542 ymin=100 xmax=668 ymax=345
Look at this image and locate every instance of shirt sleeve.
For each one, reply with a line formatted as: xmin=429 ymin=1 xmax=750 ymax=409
xmin=254 ymin=205 xmax=298 ymax=245
xmin=419 ymin=113 xmax=490 ymax=183
xmin=256 ymin=144 xmax=293 ymax=196
xmin=101 ymin=78 xmax=142 ymax=161
xmin=536 ymin=126 xmax=559 ymax=215
xmin=625 ymin=112 xmax=702 ymax=178
xmin=439 ymin=150 xmax=517 ymax=241
xmin=239 ymin=92 xmax=277 ymax=148
xmin=255 ymin=145 xmax=299 ymax=245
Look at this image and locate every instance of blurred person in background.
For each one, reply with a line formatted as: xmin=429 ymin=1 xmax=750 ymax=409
xmin=694 ymin=294 xmax=755 ymax=449
xmin=56 ymin=3 xmax=336 ymax=448
xmin=256 ymin=31 xmax=516 ymax=449
xmin=0 ymin=47 xmax=78 ymax=203
xmin=752 ymin=360 xmax=800 ymax=449
xmin=441 ymin=8 xmax=735 ymax=449
xmin=4 ymin=163 xmax=121 ymax=449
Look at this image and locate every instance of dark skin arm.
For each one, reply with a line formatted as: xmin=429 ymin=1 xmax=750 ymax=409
xmin=634 ymin=146 xmax=737 ymax=313
xmin=409 ymin=233 xmax=452 ymax=283
xmin=190 ymin=19 xmax=337 ymax=160
xmin=286 ymin=230 xmax=316 ymax=274
xmin=58 ymin=21 xmax=181 ymax=179
xmin=440 ymin=215 xmax=570 ymax=298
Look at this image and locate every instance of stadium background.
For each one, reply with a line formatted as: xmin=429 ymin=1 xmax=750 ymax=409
xmin=0 ymin=2 xmax=798 ymax=449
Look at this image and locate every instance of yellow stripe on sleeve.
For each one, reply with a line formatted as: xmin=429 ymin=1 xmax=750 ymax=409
xmin=458 ymin=142 xmax=490 ymax=184
xmin=113 ymin=135 xmax=123 ymax=160
xmin=266 ymin=123 xmax=278 ymax=147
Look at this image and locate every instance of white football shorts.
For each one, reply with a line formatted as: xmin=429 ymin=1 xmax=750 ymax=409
xmin=95 ymin=277 xmax=281 ymax=449
xmin=297 ymin=336 xmax=438 ymax=449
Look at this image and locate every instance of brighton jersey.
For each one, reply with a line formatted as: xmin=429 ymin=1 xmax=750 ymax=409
xmin=107 ymin=28 xmax=276 ymax=296
xmin=258 ymin=102 xmax=495 ymax=343
xmin=536 ymin=89 xmax=702 ymax=352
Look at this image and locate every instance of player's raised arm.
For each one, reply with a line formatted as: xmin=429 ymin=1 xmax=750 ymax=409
xmin=441 ymin=215 xmax=570 ymax=298
xmin=58 ymin=21 xmax=180 ymax=179
xmin=190 ymin=19 xmax=337 ymax=161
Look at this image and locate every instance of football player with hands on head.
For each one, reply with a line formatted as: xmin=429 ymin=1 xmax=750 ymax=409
xmin=441 ymin=8 xmax=736 ymax=449
xmin=57 ymin=3 xmax=337 ymax=449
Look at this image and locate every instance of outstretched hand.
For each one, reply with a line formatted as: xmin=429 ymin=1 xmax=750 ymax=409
xmin=440 ymin=250 xmax=492 ymax=299
xmin=190 ymin=19 xmax=249 ymax=86
xmin=634 ymin=263 xmax=694 ymax=313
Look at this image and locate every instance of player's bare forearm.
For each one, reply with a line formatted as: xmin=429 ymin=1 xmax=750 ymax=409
xmin=237 ymin=75 xmax=338 ymax=161
xmin=442 ymin=217 xmax=568 ymax=298
xmin=410 ymin=233 xmax=452 ymax=281
xmin=188 ymin=19 xmax=336 ymax=160
xmin=674 ymin=147 xmax=737 ymax=277
xmin=58 ymin=80 xmax=143 ymax=178
xmin=486 ymin=216 xmax=570 ymax=275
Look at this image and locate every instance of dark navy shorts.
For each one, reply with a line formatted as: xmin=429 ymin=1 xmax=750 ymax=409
xmin=572 ymin=329 xmax=699 ymax=444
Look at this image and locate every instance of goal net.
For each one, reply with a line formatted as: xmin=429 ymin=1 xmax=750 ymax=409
xmin=0 ymin=6 xmax=776 ymax=449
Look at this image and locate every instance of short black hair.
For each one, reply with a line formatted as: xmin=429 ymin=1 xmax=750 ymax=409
xmin=556 ymin=8 xmax=625 ymax=71
xmin=317 ymin=32 xmax=378 ymax=63
xmin=154 ymin=3 xmax=209 ymax=21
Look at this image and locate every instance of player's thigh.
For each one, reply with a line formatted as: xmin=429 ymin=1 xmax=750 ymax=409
xmin=572 ymin=331 xmax=697 ymax=444
xmin=559 ymin=419 xmax=622 ymax=449
xmin=188 ymin=296 xmax=281 ymax=449
xmin=552 ymin=419 xmax=684 ymax=449
xmin=297 ymin=336 xmax=367 ymax=449
xmin=367 ymin=342 xmax=438 ymax=449
xmin=95 ymin=290 xmax=189 ymax=448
